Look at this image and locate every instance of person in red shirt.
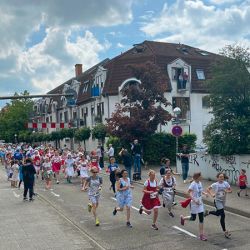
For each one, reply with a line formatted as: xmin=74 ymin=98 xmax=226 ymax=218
xmin=237 ymin=169 xmax=248 ymax=197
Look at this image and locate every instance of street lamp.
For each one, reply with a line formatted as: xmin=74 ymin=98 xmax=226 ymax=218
xmin=172 ymin=107 xmax=182 ymax=173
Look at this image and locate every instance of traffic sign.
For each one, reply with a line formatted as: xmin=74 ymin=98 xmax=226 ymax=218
xmin=172 ymin=125 xmax=183 ymax=137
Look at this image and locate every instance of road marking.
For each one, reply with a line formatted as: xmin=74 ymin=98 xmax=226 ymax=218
xmin=13 ymin=191 xmax=20 ymax=198
xmin=172 ymin=225 xmax=197 ymax=238
xmin=110 ymin=197 xmax=147 ymax=215
xmin=51 ymin=191 xmax=60 ymax=197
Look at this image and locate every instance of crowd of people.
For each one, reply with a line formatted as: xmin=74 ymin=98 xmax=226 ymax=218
xmin=0 ymin=142 xmax=248 ymax=241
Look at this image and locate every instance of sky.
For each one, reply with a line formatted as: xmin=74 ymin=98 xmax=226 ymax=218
xmin=0 ymin=0 xmax=250 ymax=107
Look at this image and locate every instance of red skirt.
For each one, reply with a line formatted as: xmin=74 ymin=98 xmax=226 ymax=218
xmin=52 ymin=162 xmax=61 ymax=173
xmin=142 ymin=193 xmax=161 ymax=211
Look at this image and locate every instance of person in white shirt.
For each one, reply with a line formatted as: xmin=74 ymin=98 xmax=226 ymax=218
xmin=107 ymin=144 xmax=114 ymax=161
xmin=180 ymin=172 xmax=208 ymax=241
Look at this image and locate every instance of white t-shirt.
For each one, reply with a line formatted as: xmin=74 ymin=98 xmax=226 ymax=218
xmin=211 ymin=181 xmax=230 ymax=202
xmin=188 ymin=181 xmax=204 ymax=214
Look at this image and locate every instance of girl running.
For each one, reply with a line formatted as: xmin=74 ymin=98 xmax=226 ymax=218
xmin=237 ymin=169 xmax=248 ymax=197
xmin=159 ymin=169 xmax=176 ymax=217
xmin=65 ymin=154 xmax=75 ymax=183
xmin=77 ymin=154 xmax=89 ymax=191
xmin=113 ymin=169 xmax=134 ymax=228
xmin=83 ymin=167 xmax=103 ymax=226
xmin=139 ymin=170 xmax=161 ymax=230
xmin=51 ymin=150 xmax=62 ymax=184
xmin=42 ymin=157 xmax=53 ymax=190
xmin=180 ymin=172 xmax=208 ymax=241
xmin=206 ymin=173 xmax=232 ymax=238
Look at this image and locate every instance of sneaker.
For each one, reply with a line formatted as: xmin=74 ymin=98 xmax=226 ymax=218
xmin=224 ymin=231 xmax=231 ymax=239
xmin=237 ymin=192 xmax=240 ymax=197
xmin=151 ymin=224 xmax=158 ymax=230
xmin=172 ymin=202 xmax=177 ymax=206
xmin=29 ymin=198 xmax=34 ymax=202
xmin=126 ymin=222 xmax=132 ymax=228
xmin=245 ymin=194 xmax=249 ymax=197
xmin=169 ymin=212 xmax=174 ymax=218
xmin=200 ymin=234 xmax=207 ymax=241
xmin=56 ymin=180 xmax=60 ymax=184
xmin=113 ymin=207 xmax=117 ymax=216
xmin=88 ymin=203 xmax=92 ymax=213
xmin=23 ymin=197 xmax=28 ymax=201
xmin=163 ymin=202 xmax=166 ymax=208
xmin=183 ymin=180 xmax=187 ymax=184
xmin=139 ymin=205 xmax=143 ymax=215
xmin=180 ymin=215 xmax=185 ymax=226
xmin=204 ymin=210 xmax=209 ymax=217
xmin=95 ymin=218 xmax=100 ymax=226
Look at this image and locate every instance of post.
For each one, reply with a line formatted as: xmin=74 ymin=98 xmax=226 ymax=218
xmin=176 ymin=136 xmax=179 ymax=173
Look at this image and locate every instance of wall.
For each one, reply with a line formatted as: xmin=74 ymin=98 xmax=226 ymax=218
xmin=177 ymin=153 xmax=250 ymax=185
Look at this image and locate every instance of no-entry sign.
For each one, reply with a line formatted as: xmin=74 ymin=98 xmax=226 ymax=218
xmin=172 ymin=125 xmax=183 ymax=137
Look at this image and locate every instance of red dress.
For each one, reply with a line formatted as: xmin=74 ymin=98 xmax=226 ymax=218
xmin=52 ymin=156 xmax=61 ymax=173
xmin=141 ymin=180 xmax=161 ymax=211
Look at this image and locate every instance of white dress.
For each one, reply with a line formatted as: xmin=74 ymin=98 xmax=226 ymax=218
xmin=79 ymin=160 xmax=89 ymax=178
xmin=65 ymin=158 xmax=75 ymax=177
xmin=189 ymin=181 xmax=204 ymax=214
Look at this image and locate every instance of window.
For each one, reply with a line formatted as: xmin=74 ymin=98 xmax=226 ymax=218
xmin=59 ymin=113 xmax=63 ymax=122
xmin=172 ymin=97 xmax=190 ymax=120
xmin=196 ymin=50 xmax=209 ymax=56
xmin=196 ymin=69 xmax=205 ymax=80
xmin=64 ymin=111 xmax=68 ymax=122
xmin=202 ymin=96 xmax=210 ymax=109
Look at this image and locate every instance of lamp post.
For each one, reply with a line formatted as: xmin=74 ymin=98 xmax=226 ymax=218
xmin=172 ymin=107 xmax=182 ymax=173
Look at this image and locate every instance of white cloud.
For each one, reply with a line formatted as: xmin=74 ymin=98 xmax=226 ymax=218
xmin=140 ymin=0 xmax=250 ymax=52
xmin=117 ymin=42 xmax=125 ymax=48
xmin=209 ymin=0 xmax=241 ymax=4
xmin=0 ymin=1 xmax=134 ymax=101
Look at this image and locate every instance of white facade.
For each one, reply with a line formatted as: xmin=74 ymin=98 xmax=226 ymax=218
xmin=34 ymin=57 xmax=213 ymax=150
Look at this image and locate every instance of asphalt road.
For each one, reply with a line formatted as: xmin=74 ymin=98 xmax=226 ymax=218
xmin=3 ymin=170 xmax=250 ymax=250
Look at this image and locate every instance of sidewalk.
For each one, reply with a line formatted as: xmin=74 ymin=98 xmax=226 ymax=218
xmin=0 ymin=167 xmax=96 ymax=250
xmin=137 ymin=165 xmax=250 ymax=218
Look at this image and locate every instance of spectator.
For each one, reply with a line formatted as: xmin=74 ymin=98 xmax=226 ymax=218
xmin=119 ymin=148 xmax=132 ymax=180
xmin=180 ymin=144 xmax=190 ymax=183
xmin=131 ymin=139 xmax=142 ymax=175
xmin=107 ymin=144 xmax=114 ymax=161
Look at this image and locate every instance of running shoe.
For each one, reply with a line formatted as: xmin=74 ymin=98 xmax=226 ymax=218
xmin=237 ymin=192 xmax=240 ymax=197
xmin=200 ymin=234 xmax=208 ymax=241
xmin=224 ymin=231 xmax=231 ymax=239
xmin=88 ymin=203 xmax=92 ymax=213
xmin=29 ymin=198 xmax=34 ymax=202
xmin=169 ymin=212 xmax=174 ymax=218
xmin=56 ymin=180 xmax=60 ymax=184
xmin=139 ymin=205 xmax=143 ymax=215
xmin=126 ymin=222 xmax=132 ymax=228
xmin=180 ymin=215 xmax=185 ymax=226
xmin=172 ymin=202 xmax=177 ymax=206
xmin=245 ymin=194 xmax=248 ymax=196
xmin=163 ymin=202 xmax=166 ymax=208
xmin=23 ymin=197 xmax=28 ymax=201
xmin=151 ymin=224 xmax=158 ymax=230
xmin=113 ymin=207 xmax=117 ymax=216
xmin=95 ymin=218 xmax=100 ymax=226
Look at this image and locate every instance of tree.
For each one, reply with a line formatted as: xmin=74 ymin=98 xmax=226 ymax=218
xmin=0 ymin=91 xmax=34 ymax=142
xmin=204 ymin=45 xmax=250 ymax=155
xmin=106 ymin=62 xmax=172 ymax=146
xmin=92 ymin=123 xmax=107 ymax=145
xmin=74 ymin=127 xmax=91 ymax=148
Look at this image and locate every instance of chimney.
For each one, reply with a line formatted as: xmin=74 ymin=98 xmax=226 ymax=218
xmin=75 ymin=64 xmax=82 ymax=77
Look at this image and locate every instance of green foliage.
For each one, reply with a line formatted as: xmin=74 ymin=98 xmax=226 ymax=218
xmin=60 ymin=128 xmax=75 ymax=139
xmin=74 ymin=127 xmax=91 ymax=148
xmin=106 ymin=62 xmax=172 ymax=144
xmin=0 ymin=91 xmax=34 ymax=142
xmin=92 ymin=123 xmax=107 ymax=145
xmin=204 ymin=45 xmax=250 ymax=155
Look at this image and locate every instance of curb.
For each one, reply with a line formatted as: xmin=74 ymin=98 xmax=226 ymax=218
xmin=133 ymin=179 xmax=250 ymax=219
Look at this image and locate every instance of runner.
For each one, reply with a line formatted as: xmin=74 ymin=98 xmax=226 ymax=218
xmin=83 ymin=167 xmax=103 ymax=226
xmin=237 ymin=169 xmax=248 ymax=197
xmin=77 ymin=154 xmax=89 ymax=191
xmin=107 ymin=157 xmax=119 ymax=195
xmin=113 ymin=169 xmax=134 ymax=228
xmin=206 ymin=172 xmax=232 ymax=238
xmin=180 ymin=172 xmax=208 ymax=241
xmin=65 ymin=153 xmax=75 ymax=183
xmin=42 ymin=157 xmax=53 ymax=190
xmin=51 ymin=150 xmax=62 ymax=184
xmin=159 ymin=169 xmax=176 ymax=217
xmin=139 ymin=170 xmax=161 ymax=230
xmin=32 ymin=150 xmax=41 ymax=179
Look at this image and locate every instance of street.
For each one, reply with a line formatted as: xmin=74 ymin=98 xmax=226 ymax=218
xmin=1 ymin=167 xmax=249 ymax=250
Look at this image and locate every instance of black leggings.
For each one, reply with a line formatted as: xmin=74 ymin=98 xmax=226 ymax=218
xmin=209 ymin=209 xmax=226 ymax=232
xmin=18 ymin=180 xmax=22 ymax=188
xmin=190 ymin=212 xmax=204 ymax=223
xmin=110 ymin=172 xmax=116 ymax=193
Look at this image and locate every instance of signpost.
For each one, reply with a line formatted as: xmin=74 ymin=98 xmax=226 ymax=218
xmin=172 ymin=125 xmax=183 ymax=173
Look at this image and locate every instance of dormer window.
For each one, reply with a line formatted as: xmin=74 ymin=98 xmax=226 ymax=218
xmin=196 ymin=69 xmax=205 ymax=80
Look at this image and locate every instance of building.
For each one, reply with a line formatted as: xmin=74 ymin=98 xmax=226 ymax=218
xmin=33 ymin=40 xmax=221 ymax=149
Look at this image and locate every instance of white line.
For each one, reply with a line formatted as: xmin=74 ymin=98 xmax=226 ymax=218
xmin=172 ymin=225 xmax=197 ymax=238
xmin=51 ymin=191 xmax=60 ymax=197
xmin=13 ymin=191 xmax=20 ymax=198
xmin=110 ymin=197 xmax=147 ymax=214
